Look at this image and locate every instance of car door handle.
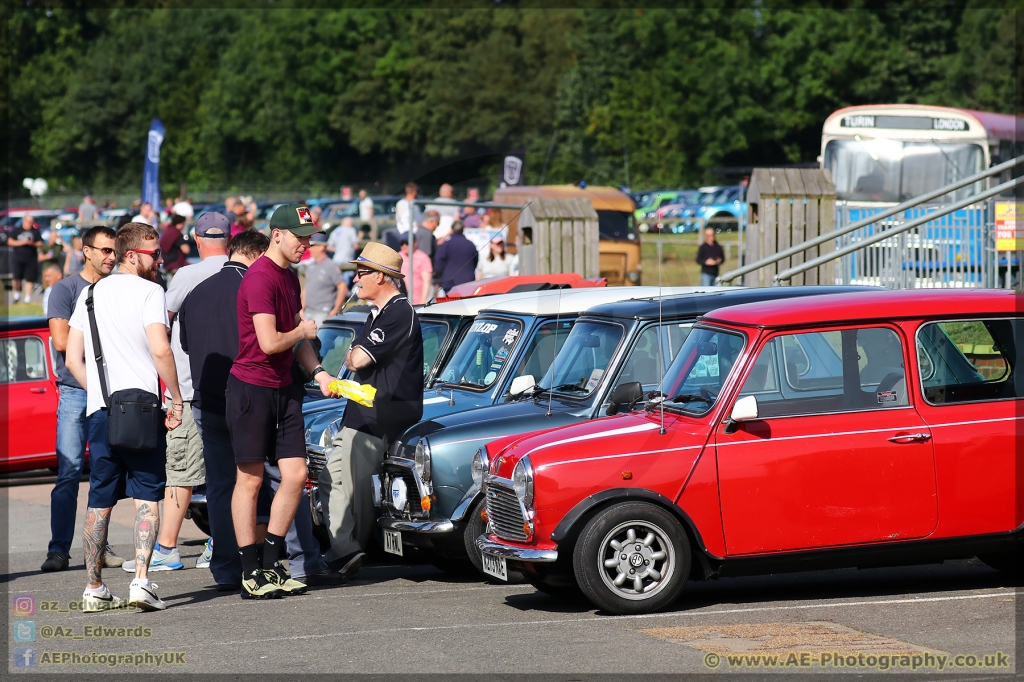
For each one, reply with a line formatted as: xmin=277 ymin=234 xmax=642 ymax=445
xmin=29 ymin=387 xmax=47 ymax=394
xmin=888 ymin=432 xmax=931 ymax=444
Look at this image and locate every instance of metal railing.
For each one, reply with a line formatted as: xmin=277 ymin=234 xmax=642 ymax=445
xmin=716 ymin=155 xmax=1024 ymax=286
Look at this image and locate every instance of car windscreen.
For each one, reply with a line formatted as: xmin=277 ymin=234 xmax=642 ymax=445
xmin=824 ymin=139 xmax=984 ymax=203
xmin=420 ymin=319 xmax=450 ymax=377
xmin=540 ymin=321 xmax=625 ymax=397
xmin=659 ymin=326 xmax=746 ymax=415
xmin=597 ymin=210 xmax=637 ymax=241
xmin=437 ymin=317 xmax=523 ymax=389
xmin=317 ymin=326 xmax=356 ymax=379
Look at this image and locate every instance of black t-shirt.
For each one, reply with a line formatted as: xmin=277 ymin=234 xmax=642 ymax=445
xmin=696 ymin=242 xmax=725 ymax=276
xmin=178 ymin=261 xmax=248 ymax=415
xmin=11 ymin=227 xmax=42 ymax=261
xmin=341 ymin=295 xmax=424 ymax=442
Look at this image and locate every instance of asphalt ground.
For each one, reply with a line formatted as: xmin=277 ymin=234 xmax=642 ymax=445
xmin=3 ymin=481 xmax=1021 ymax=679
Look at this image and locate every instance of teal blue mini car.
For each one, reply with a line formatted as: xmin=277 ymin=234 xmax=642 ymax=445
xmin=372 ymin=286 xmax=874 ymax=578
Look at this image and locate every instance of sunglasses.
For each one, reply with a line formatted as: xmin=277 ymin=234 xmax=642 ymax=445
xmin=85 ymin=246 xmax=115 ymax=256
xmin=353 ymin=269 xmax=378 ymax=279
xmin=131 ymin=248 xmax=162 ymax=260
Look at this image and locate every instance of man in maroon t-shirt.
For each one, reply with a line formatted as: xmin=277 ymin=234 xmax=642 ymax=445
xmin=226 ymin=202 xmax=334 ymax=600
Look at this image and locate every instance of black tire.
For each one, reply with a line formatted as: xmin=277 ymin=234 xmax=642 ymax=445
xmin=188 ymin=503 xmax=211 ymax=536
xmin=573 ymin=501 xmax=690 ymax=614
xmin=461 ymin=496 xmax=527 ymax=584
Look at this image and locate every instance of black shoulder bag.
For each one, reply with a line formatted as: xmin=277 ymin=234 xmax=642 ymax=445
xmin=86 ymin=283 xmax=163 ymax=452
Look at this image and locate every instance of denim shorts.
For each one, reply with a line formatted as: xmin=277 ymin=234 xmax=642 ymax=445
xmin=87 ymin=409 xmax=166 ymax=508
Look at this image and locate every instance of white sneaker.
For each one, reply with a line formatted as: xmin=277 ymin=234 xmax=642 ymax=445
xmin=81 ymin=584 xmax=126 ymax=613
xmin=128 ymin=579 xmax=166 ymax=611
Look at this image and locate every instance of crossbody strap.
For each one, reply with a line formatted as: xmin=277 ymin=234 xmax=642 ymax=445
xmin=85 ymin=283 xmax=110 ymax=408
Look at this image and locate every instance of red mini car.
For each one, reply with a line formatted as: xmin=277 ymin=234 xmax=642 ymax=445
xmin=2 ymin=316 xmax=59 ymax=473
xmin=477 ymin=289 xmax=1023 ymax=614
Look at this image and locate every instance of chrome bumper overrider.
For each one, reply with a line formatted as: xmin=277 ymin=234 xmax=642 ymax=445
xmin=475 ymin=535 xmax=558 ymax=563
xmin=378 ymin=516 xmax=454 ymax=534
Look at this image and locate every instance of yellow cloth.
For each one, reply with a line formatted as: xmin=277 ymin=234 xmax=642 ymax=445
xmin=328 ymin=379 xmax=377 ymax=407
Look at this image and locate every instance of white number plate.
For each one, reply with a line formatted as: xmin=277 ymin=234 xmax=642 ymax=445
xmin=481 ymin=552 xmax=507 ymax=581
xmin=383 ymin=529 xmax=403 ymax=556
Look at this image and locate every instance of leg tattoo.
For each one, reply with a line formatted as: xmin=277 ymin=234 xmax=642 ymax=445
xmin=134 ymin=502 xmax=160 ymax=579
xmin=83 ymin=508 xmax=112 ymax=587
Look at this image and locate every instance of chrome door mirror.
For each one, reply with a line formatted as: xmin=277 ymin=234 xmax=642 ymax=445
xmin=509 ymin=374 xmax=536 ymax=396
xmin=724 ymin=395 xmax=759 ymax=434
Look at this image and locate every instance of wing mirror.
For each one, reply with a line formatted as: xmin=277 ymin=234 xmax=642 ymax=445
xmin=605 ymin=381 xmax=643 ymax=416
xmin=724 ymin=395 xmax=759 ymax=434
xmin=509 ymin=374 xmax=536 ymax=396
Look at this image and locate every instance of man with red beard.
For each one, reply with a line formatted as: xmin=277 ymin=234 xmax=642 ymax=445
xmin=65 ymin=222 xmax=185 ymax=613
xmin=226 ymin=203 xmax=334 ymax=599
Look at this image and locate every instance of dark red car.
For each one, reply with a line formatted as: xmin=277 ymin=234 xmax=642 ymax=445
xmin=2 ymin=317 xmax=59 ymax=473
xmin=477 ymin=290 xmax=1022 ymax=614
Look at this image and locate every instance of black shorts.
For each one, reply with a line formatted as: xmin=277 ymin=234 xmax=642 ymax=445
xmin=224 ymin=375 xmax=305 ymax=465
xmin=11 ymin=257 xmax=38 ymax=283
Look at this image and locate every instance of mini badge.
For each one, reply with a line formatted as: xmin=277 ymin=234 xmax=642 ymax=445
xmin=296 ymin=206 xmax=314 ymax=224
xmin=877 ymin=390 xmax=898 ymax=404
xmin=369 ymin=328 xmax=385 ymax=344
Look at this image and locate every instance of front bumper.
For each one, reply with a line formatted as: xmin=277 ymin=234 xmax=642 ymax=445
xmin=475 ymin=535 xmax=558 ymax=563
xmin=378 ymin=516 xmax=454 ymax=534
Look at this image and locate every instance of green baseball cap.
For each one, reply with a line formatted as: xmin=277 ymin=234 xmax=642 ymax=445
xmin=270 ymin=202 xmax=321 ymax=236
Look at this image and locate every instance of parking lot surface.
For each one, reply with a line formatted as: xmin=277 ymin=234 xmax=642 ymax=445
xmin=4 ymin=482 xmax=1019 ymax=677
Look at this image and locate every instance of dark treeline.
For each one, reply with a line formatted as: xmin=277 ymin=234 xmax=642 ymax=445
xmin=6 ymin=2 xmax=1021 ymax=196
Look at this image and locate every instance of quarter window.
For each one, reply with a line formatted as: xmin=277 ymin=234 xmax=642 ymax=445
xmin=1 ymin=336 xmax=49 ymax=384
xmin=738 ymin=327 xmax=909 ymax=418
xmin=514 ymin=320 xmax=573 ymax=384
xmin=916 ymin=318 xmax=1022 ymax=405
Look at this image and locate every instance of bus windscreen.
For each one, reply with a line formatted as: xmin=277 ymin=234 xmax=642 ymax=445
xmin=824 ymin=139 xmax=984 ymax=203
xmin=597 ymin=210 xmax=638 ymax=241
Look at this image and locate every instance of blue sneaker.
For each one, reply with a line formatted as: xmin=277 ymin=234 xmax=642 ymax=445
xmin=196 ymin=539 xmax=213 ymax=569
xmin=121 ymin=546 xmax=183 ymax=572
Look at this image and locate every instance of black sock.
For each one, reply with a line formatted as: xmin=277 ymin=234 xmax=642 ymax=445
xmin=239 ymin=544 xmax=260 ymax=575
xmin=263 ymin=533 xmax=285 ymax=568
xmin=255 ymin=542 xmax=265 ymax=566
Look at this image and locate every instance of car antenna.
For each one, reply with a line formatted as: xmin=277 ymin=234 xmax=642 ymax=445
xmin=547 ymin=286 xmax=562 ymax=418
xmin=657 ymin=232 xmax=666 ymax=435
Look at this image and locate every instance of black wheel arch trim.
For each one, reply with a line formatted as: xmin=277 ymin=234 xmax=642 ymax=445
xmin=550 ymin=488 xmax=714 ymax=557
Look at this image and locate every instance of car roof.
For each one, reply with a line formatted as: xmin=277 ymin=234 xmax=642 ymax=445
xmin=479 ymin=286 xmax=709 ymax=316
xmin=418 ymin=290 xmax=558 ymax=317
xmin=322 ymin=310 xmax=372 ymax=326
xmin=581 ymin=286 xmax=876 ymax=321
xmin=0 ymin=316 xmax=48 ymax=333
xmin=702 ymin=289 xmax=1023 ymax=328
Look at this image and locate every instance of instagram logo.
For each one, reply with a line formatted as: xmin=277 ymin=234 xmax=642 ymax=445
xmin=12 ymin=594 xmax=35 ymax=617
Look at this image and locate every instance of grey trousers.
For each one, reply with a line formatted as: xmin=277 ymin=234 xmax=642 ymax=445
xmin=320 ymin=427 xmax=386 ymax=561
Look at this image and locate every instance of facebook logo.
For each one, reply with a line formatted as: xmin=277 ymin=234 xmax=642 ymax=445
xmin=12 ymin=620 xmax=35 ymax=642
xmin=13 ymin=646 xmax=36 ymax=668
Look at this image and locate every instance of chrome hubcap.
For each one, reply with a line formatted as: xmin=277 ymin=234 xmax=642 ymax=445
xmin=598 ymin=521 xmax=675 ymax=601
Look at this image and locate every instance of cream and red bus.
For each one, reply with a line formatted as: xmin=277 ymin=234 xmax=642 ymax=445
xmin=820 ymin=104 xmax=1023 ymax=205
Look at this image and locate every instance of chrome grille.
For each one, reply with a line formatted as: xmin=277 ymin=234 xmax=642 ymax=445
xmin=306 ymin=447 xmax=327 ymax=481
xmin=486 ymin=480 xmax=527 ymax=541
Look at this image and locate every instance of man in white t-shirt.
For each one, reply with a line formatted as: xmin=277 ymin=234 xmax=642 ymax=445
xmin=132 ymin=202 xmax=159 ymax=228
xmin=426 ymin=183 xmax=459 ymax=243
xmin=358 ymin=189 xmax=374 ymax=222
xmin=171 ymin=199 xmax=194 ymax=220
xmin=66 ymin=222 xmax=184 ymax=614
xmin=328 ymin=217 xmax=359 ymax=265
xmin=119 ymin=212 xmax=230 ymax=575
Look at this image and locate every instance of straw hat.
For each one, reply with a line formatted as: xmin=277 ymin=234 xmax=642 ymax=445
xmin=351 ymin=242 xmax=404 ymax=279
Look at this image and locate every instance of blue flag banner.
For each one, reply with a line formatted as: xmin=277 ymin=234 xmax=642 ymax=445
xmin=142 ymin=119 xmax=165 ymax=210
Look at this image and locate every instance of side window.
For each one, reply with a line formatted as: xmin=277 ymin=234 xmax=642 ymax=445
xmin=1 ymin=336 xmax=49 ymax=384
xmin=917 ymin=318 xmax=1022 ymax=405
xmin=737 ymin=327 xmax=908 ymax=418
xmin=614 ymin=323 xmax=693 ymax=392
xmin=513 ymin=320 xmax=573 ymax=383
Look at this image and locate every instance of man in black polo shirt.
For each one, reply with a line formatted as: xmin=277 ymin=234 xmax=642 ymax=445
xmin=320 ymin=242 xmax=423 ymax=578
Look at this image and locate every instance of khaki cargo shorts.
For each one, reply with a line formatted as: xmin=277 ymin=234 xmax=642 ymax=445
xmin=165 ymin=401 xmax=206 ymax=487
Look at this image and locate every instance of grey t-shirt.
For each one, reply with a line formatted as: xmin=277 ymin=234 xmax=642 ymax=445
xmin=304 ymin=258 xmax=344 ymax=313
xmin=46 ymin=273 xmax=92 ymax=387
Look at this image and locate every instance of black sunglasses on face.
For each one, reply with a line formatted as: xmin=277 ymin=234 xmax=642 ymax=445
xmin=85 ymin=246 xmax=115 ymax=256
xmin=353 ymin=269 xmax=378 ymax=279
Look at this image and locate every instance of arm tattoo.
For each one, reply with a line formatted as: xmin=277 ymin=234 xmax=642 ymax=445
xmin=83 ymin=507 xmax=111 ymax=586
xmin=134 ymin=502 xmax=160 ymax=567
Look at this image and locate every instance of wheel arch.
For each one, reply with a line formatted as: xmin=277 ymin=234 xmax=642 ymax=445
xmin=550 ymin=489 xmax=720 ymax=578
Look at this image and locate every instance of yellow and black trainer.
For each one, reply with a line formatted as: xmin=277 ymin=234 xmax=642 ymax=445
xmin=266 ymin=561 xmax=307 ymax=595
xmin=240 ymin=569 xmax=285 ymax=600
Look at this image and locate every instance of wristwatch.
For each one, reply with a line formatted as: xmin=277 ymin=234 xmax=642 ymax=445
xmin=311 ymin=365 xmax=327 ymax=378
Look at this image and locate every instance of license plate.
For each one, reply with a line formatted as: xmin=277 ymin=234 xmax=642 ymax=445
xmin=383 ymin=529 xmax=403 ymax=556
xmin=481 ymin=552 xmax=507 ymax=581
